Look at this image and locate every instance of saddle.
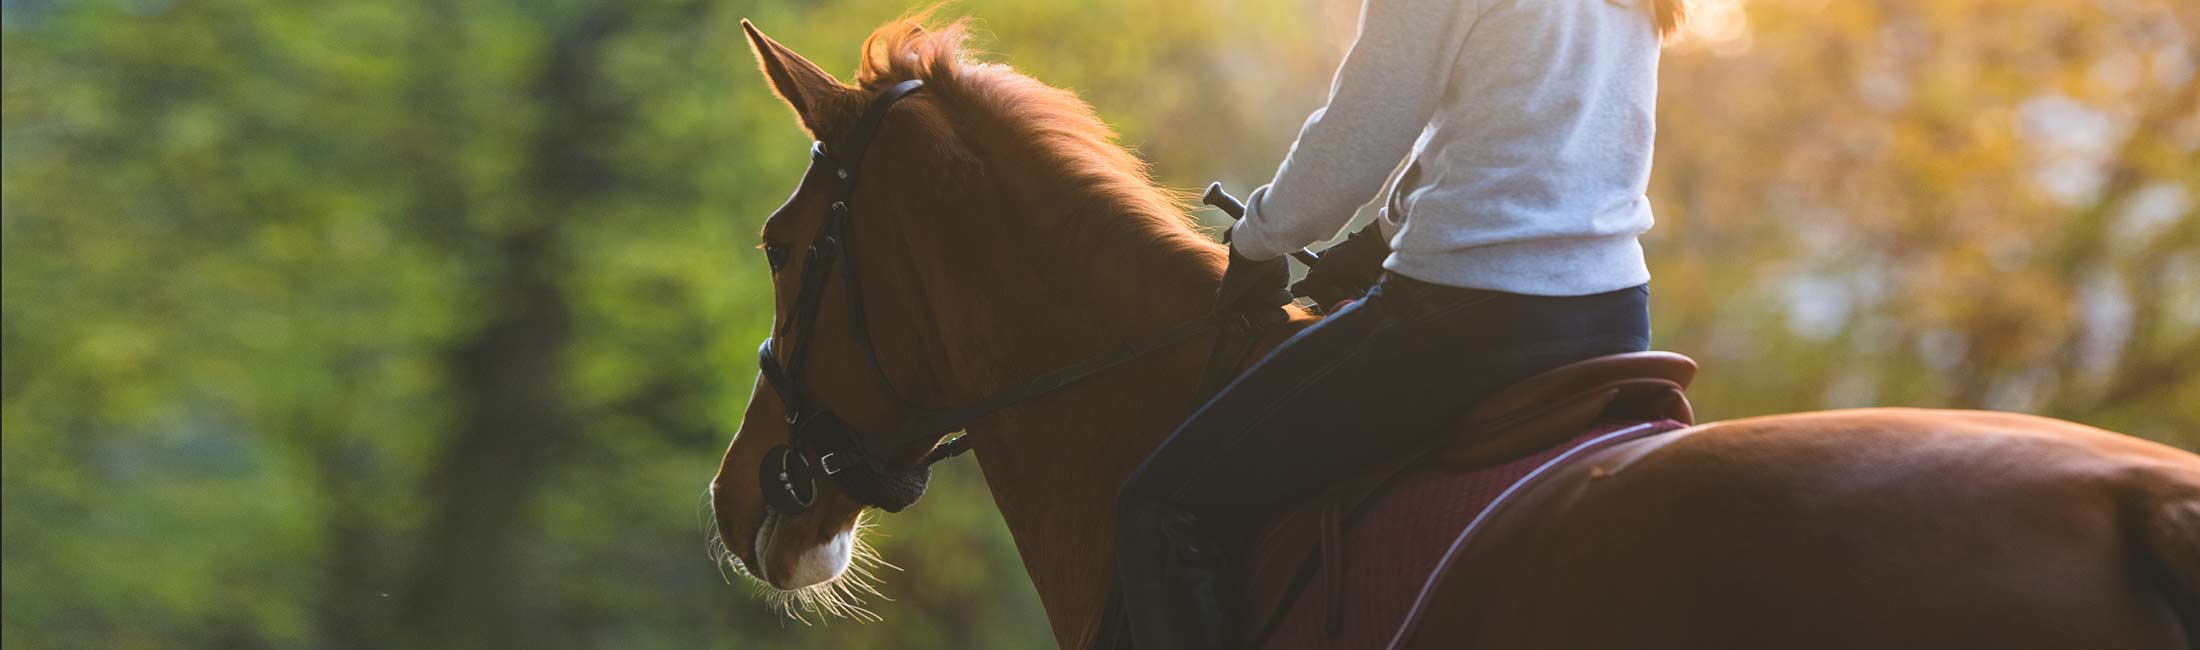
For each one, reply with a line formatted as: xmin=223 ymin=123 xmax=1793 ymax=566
xmin=1239 ymin=351 xmax=1699 ymax=648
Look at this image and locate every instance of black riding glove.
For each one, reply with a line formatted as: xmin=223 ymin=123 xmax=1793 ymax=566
xmin=1290 ymin=220 xmax=1388 ymax=308
xmin=1216 ymin=242 xmax=1292 ymax=326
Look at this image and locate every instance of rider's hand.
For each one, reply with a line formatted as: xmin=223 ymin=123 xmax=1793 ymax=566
xmin=1290 ymin=220 xmax=1388 ymax=308
xmin=1216 ymin=242 xmax=1292 ymax=325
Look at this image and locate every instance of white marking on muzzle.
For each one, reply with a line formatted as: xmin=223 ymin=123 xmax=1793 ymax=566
xmin=753 ymin=510 xmax=854 ymax=589
xmin=782 ymin=526 xmax=854 ymax=588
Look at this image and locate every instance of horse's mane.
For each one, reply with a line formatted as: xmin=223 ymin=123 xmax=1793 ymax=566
xmin=850 ymin=15 xmax=1216 ymax=261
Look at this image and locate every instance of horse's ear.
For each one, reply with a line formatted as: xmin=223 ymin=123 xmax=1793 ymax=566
xmin=743 ymin=19 xmax=858 ymax=138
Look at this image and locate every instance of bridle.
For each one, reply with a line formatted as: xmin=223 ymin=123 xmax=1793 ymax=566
xmin=755 ymin=79 xmax=1272 ymax=516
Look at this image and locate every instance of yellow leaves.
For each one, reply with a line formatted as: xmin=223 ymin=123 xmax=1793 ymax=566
xmin=1648 ymin=0 xmax=2196 ymax=426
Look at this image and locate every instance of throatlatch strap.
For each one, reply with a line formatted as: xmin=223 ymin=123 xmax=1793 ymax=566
xmin=810 ymin=311 xmax=1273 ymax=513
xmin=811 ymin=314 xmax=1244 ymax=513
xmin=898 ymin=314 xmax=1228 ymax=440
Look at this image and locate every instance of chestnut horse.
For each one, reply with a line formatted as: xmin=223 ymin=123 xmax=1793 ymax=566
xmin=710 ymin=18 xmax=2200 ymax=649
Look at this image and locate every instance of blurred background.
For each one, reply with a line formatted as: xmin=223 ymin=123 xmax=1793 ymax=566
xmin=3 ymin=0 xmax=2194 ymax=647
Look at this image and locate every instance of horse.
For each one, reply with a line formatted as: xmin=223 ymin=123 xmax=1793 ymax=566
xmin=709 ymin=17 xmax=2200 ymax=649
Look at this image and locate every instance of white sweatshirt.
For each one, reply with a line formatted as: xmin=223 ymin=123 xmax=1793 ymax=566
xmin=1228 ymin=0 xmax=1662 ymax=296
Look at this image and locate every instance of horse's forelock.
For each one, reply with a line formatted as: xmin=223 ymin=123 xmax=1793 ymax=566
xmin=855 ymin=11 xmax=970 ymax=88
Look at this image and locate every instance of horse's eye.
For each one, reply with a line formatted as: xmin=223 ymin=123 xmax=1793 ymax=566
xmin=765 ymin=244 xmax=790 ymax=272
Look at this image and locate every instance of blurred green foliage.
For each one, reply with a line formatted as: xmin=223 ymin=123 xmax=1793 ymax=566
xmin=2 ymin=0 xmax=2193 ymax=648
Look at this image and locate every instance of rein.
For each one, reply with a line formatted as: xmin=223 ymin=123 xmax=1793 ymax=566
xmin=756 ymin=79 xmax=1267 ymax=515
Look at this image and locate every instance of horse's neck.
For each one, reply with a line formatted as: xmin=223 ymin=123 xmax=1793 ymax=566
xmin=933 ymin=180 xmax=1295 ymax=644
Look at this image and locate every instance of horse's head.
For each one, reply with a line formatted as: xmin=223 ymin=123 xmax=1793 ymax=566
xmin=709 ymin=14 xmax=1227 ymax=626
xmin=708 ymin=18 xmax=985 ymax=616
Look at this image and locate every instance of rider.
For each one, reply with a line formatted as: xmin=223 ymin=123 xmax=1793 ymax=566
xmin=1112 ymin=0 xmax=1685 ymax=646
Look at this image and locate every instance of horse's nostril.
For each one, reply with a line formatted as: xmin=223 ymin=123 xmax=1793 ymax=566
xmin=707 ymin=477 xmax=731 ymax=516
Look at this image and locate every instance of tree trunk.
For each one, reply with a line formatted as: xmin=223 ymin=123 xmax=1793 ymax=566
xmin=395 ymin=7 xmax=627 ymax=646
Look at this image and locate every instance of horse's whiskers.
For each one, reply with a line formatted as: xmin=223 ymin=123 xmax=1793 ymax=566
xmin=720 ymin=510 xmax=897 ymax=624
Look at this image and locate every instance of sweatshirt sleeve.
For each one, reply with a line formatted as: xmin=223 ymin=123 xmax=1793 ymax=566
xmin=1228 ymin=0 xmax=1475 ymax=261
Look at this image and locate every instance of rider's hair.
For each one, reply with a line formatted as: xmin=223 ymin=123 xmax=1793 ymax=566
xmin=1641 ymin=0 xmax=1687 ymax=39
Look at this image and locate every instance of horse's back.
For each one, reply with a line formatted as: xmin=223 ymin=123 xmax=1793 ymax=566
xmin=1403 ymin=408 xmax=2200 ymax=649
